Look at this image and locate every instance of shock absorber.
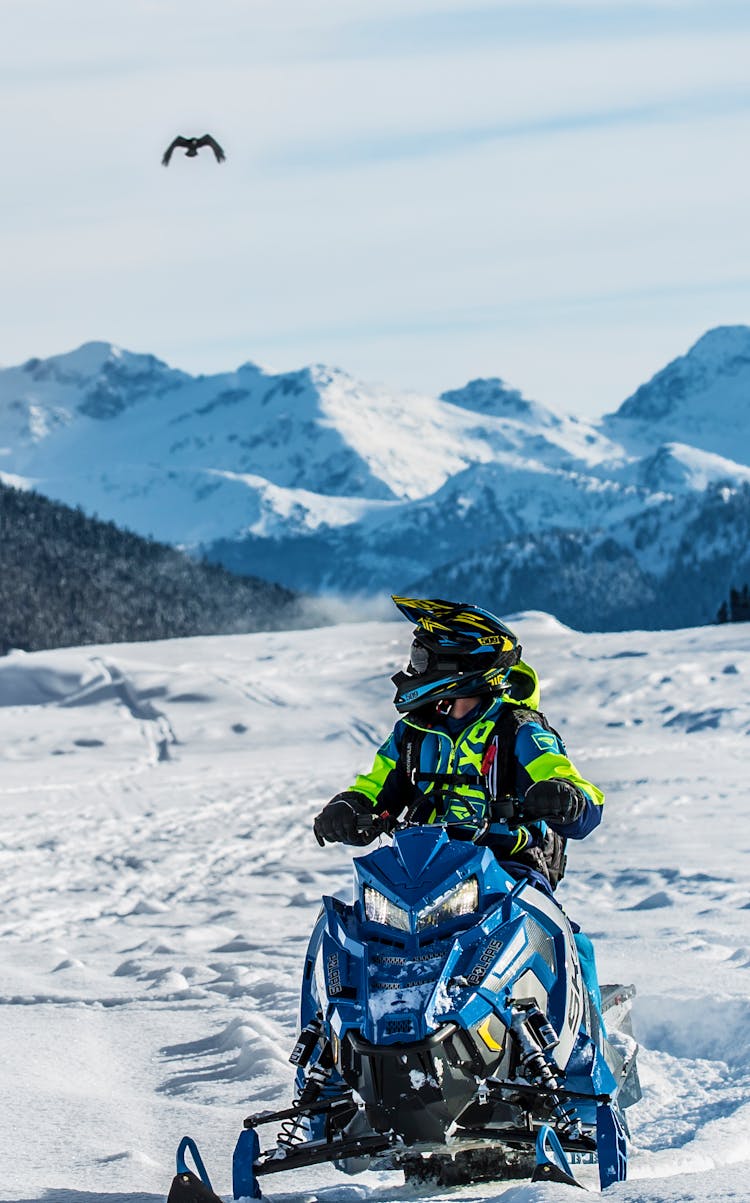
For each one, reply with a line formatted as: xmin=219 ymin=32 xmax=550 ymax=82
xmin=289 ymin=1017 xmax=323 ymax=1068
xmin=510 ymin=1004 xmax=582 ymax=1139
xmin=297 ymin=1040 xmax=335 ymax=1107
xmin=278 ymin=1040 xmax=336 ymax=1150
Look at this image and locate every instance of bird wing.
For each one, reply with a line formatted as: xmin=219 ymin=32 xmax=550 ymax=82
xmin=161 ymin=136 xmax=190 ymax=166
xmin=197 ymin=134 xmax=226 ymax=163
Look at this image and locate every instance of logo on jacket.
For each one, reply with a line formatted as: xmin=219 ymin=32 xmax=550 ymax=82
xmin=531 ymin=732 xmax=558 ymax=752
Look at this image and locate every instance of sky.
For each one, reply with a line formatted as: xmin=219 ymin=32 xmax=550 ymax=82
xmin=1 ymin=0 xmax=750 ymax=417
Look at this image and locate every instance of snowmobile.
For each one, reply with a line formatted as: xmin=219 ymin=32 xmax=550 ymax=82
xmin=169 ymin=810 xmax=640 ymax=1199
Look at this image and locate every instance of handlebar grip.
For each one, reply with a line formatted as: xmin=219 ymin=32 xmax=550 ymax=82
xmin=355 ymin=812 xmax=389 ymax=835
xmin=488 ymin=795 xmax=524 ymax=823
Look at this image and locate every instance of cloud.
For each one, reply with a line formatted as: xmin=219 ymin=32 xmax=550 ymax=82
xmin=332 ymin=1 xmax=750 ymax=60
xmin=265 ymin=88 xmax=750 ymax=171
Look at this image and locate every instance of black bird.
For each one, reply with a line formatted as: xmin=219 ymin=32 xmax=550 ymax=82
xmin=162 ymin=134 xmax=226 ymax=166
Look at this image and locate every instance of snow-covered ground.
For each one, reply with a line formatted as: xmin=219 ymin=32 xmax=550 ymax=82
xmin=1 ymin=613 xmax=749 ymax=1203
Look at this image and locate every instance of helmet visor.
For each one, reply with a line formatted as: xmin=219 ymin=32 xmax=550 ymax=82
xmin=408 ymin=639 xmax=432 ymax=675
xmin=407 ymin=640 xmax=464 ymax=679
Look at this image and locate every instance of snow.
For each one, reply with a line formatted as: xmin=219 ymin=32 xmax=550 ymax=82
xmin=1 ymin=613 xmax=749 ymax=1203
xmin=203 ymin=470 xmax=394 ymax=538
xmin=619 ymin=442 xmax=750 ymax=493
xmin=3 ymin=329 xmax=750 ymax=607
xmin=0 ymin=338 xmax=658 ymax=550
xmin=5 ymin=328 xmax=750 ymax=615
xmin=0 ymin=469 xmax=32 ymax=490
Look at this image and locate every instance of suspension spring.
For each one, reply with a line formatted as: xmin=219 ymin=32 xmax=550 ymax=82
xmin=277 ymin=1113 xmax=306 ymax=1151
xmin=278 ymin=1042 xmax=335 ymax=1150
xmin=510 ymin=1005 xmax=582 ymax=1139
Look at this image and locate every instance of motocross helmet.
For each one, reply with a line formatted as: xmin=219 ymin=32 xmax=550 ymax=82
xmin=390 ymin=596 xmax=521 ymax=714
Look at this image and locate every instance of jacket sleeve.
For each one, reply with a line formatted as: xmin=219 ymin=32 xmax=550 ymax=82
xmin=513 ymin=720 xmax=604 ymax=840
xmin=347 ymin=721 xmax=412 ymax=815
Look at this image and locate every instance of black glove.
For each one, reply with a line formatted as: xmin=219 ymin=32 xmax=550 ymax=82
xmin=313 ymin=791 xmax=376 ymax=847
xmin=523 ymin=779 xmax=586 ymax=825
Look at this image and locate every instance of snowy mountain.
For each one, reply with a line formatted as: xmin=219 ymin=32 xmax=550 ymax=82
xmin=0 ymin=341 xmax=623 ymax=527
xmin=0 ymin=341 xmax=187 ymax=442
xmin=603 ymin=325 xmax=750 ymax=462
xmin=208 ymin=459 xmax=647 ymax=597
xmin=2 ymin=615 xmax=750 ymax=1203
xmin=402 ymin=482 xmax=750 ymax=631
xmin=1 ymin=327 xmax=749 ymax=628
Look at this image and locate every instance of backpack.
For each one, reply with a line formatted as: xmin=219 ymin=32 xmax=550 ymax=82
xmin=490 ymin=704 xmax=568 ymax=889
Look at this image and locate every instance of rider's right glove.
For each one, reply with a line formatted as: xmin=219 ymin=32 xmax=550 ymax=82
xmin=522 ymin=778 xmax=586 ymax=825
xmin=313 ymin=791 xmax=376 ymax=847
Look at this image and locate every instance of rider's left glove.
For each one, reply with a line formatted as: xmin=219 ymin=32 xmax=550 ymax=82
xmin=313 ymin=791 xmax=376 ymax=847
xmin=522 ymin=779 xmax=586 ymax=825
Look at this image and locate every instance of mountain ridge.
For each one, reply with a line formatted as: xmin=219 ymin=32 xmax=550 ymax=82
xmin=603 ymin=325 xmax=750 ymax=462
xmin=1 ymin=326 xmax=749 ymax=630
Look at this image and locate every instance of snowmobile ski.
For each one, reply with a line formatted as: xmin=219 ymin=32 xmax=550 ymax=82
xmin=531 ymin=1124 xmax=584 ymax=1188
xmin=168 ymin=1137 xmax=224 ymax=1203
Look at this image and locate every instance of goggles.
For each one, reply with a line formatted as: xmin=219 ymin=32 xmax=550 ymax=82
xmin=407 ymin=635 xmax=519 ymax=680
xmin=408 ymin=640 xmax=473 ymax=678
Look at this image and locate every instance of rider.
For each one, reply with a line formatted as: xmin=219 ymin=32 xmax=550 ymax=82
xmin=313 ymin=596 xmax=605 ymax=1009
xmin=314 ymin=596 xmax=603 ymax=889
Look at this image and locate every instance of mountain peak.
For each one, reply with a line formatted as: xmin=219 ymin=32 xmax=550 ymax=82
xmin=686 ymin=324 xmax=750 ymax=367
xmin=440 ymin=377 xmax=557 ymax=425
xmin=23 ymin=340 xmax=121 ymax=378
xmin=613 ymin=325 xmax=750 ymax=425
xmin=21 ymin=340 xmax=177 ymax=382
xmin=12 ymin=341 xmax=189 ymax=422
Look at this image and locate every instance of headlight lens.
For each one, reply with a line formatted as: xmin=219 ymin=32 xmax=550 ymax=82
xmin=364 ymin=884 xmax=411 ymax=932
xmin=417 ymin=877 xmax=479 ymax=931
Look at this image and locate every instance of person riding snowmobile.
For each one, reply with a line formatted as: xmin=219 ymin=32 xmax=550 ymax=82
xmin=314 ymin=596 xmax=605 ymax=1007
xmin=314 ymin=596 xmax=603 ymax=889
xmin=164 ymin=599 xmax=629 ymax=1203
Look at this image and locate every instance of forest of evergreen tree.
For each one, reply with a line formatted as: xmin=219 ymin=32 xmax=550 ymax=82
xmin=716 ymin=584 xmax=750 ymax=624
xmin=0 ymin=482 xmax=316 ymax=654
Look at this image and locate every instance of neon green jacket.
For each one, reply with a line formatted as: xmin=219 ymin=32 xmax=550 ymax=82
xmin=347 ymin=661 xmax=603 ymax=859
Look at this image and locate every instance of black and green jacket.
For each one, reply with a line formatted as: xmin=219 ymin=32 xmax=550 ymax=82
xmin=347 ymin=660 xmax=604 ymax=871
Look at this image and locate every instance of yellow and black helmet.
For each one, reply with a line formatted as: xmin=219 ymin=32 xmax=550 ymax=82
xmin=390 ymin=596 xmax=521 ymax=714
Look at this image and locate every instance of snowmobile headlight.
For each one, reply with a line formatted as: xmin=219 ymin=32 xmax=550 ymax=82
xmin=416 ymin=877 xmax=479 ymax=931
xmin=363 ymin=884 xmax=411 ymax=932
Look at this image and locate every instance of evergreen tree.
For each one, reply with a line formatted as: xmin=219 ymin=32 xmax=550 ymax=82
xmin=0 ymin=482 xmax=321 ymax=654
xmin=716 ymin=584 xmax=750 ymax=624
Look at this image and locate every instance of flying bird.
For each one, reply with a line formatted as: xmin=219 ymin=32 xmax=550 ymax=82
xmin=161 ymin=134 xmax=226 ymax=166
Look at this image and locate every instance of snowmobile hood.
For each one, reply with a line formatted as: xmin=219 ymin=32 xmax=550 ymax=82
xmin=503 ymin=659 xmax=540 ymax=710
xmin=354 ymin=826 xmax=491 ymax=906
xmin=392 ymin=826 xmax=455 ymax=880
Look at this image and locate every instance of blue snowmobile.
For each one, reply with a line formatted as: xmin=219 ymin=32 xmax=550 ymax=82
xmin=169 ymin=813 xmax=640 ymax=1199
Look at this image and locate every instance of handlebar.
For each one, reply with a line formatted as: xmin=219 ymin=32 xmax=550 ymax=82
xmin=354 ymin=813 xmax=396 ymax=836
xmin=488 ymin=795 xmax=522 ymax=822
xmin=354 ymin=795 xmax=526 ymax=840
